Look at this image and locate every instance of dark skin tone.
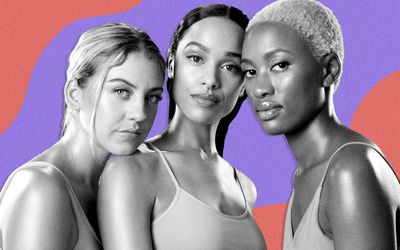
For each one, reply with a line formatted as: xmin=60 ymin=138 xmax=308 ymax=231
xmin=242 ymin=23 xmax=399 ymax=249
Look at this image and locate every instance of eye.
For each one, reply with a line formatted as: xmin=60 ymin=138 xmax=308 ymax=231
xmin=146 ymin=95 xmax=163 ymax=104
xmin=114 ymin=88 xmax=130 ymax=99
xmin=221 ymin=64 xmax=240 ymax=73
xmin=243 ymin=69 xmax=257 ymax=78
xmin=271 ymin=62 xmax=290 ymax=72
xmin=187 ymin=55 xmax=203 ymax=63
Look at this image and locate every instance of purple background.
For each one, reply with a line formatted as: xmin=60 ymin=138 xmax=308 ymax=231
xmin=1 ymin=0 xmax=399 ymax=206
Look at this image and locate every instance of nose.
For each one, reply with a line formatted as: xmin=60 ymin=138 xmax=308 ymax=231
xmin=249 ymin=74 xmax=274 ymax=98
xmin=202 ymin=65 xmax=220 ymax=90
xmin=126 ymin=96 xmax=147 ymax=122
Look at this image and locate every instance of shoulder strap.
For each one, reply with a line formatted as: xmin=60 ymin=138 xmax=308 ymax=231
xmin=145 ymin=142 xmax=181 ymax=189
xmin=233 ymin=168 xmax=249 ymax=211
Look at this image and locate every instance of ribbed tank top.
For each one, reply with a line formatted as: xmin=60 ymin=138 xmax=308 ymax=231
xmin=146 ymin=142 xmax=267 ymax=250
xmin=0 ymin=162 xmax=102 ymax=250
xmin=283 ymin=142 xmax=394 ymax=250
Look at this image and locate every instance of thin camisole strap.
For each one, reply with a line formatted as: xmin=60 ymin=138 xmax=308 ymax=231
xmin=145 ymin=142 xmax=180 ymax=189
xmin=233 ymin=168 xmax=249 ymax=211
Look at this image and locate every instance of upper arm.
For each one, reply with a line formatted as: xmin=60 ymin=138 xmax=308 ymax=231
xmin=236 ymin=170 xmax=258 ymax=210
xmin=324 ymin=147 xmax=397 ymax=250
xmin=0 ymin=167 xmax=76 ymax=249
xmin=98 ymin=156 xmax=156 ymax=250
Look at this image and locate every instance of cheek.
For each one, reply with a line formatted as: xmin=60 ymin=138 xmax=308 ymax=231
xmin=145 ymin=105 xmax=158 ymax=124
xmin=175 ymin=62 xmax=197 ymax=87
xmin=95 ymin=97 xmax=122 ymax=135
xmin=172 ymin=76 xmax=192 ymax=107
xmin=222 ymin=82 xmax=243 ymax=113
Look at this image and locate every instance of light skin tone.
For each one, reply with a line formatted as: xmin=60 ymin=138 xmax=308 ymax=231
xmin=242 ymin=22 xmax=399 ymax=250
xmin=98 ymin=17 xmax=258 ymax=250
xmin=0 ymin=51 xmax=163 ymax=249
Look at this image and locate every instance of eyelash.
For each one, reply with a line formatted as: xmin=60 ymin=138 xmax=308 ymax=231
xmin=243 ymin=69 xmax=257 ymax=78
xmin=222 ymin=64 xmax=240 ymax=73
xmin=146 ymin=95 xmax=163 ymax=104
xmin=187 ymin=54 xmax=241 ymax=75
xmin=271 ymin=61 xmax=290 ymax=71
xmin=114 ymin=88 xmax=130 ymax=98
xmin=187 ymin=55 xmax=203 ymax=63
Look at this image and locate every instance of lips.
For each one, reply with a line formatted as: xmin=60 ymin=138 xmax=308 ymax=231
xmin=255 ymin=101 xmax=283 ymax=121
xmin=191 ymin=94 xmax=220 ymax=107
xmin=116 ymin=128 xmax=142 ymax=137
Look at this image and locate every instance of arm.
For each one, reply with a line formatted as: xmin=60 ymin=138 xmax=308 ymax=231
xmin=0 ymin=166 xmax=76 ymax=250
xmin=98 ymin=155 xmax=156 ymax=250
xmin=323 ymin=146 xmax=397 ymax=250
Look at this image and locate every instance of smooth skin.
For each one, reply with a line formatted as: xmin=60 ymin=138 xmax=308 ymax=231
xmin=241 ymin=23 xmax=399 ymax=250
xmin=0 ymin=52 xmax=163 ymax=249
xmin=98 ymin=17 xmax=257 ymax=250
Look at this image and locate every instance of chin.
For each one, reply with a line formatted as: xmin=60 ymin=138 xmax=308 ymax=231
xmin=108 ymin=142 xmax=141 ymax=156
xmin=262 ymin=125 xmax=284 ymax=135
xmin=189 ymin=112 xmax=221 ymax=125
xmin=260 ymin=120 xmax=289 ymax=136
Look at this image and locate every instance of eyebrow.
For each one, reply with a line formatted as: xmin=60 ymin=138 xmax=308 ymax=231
xmin=184 ymin=41 xmax=241 ymax=58
xmin=108 ymin=78 xmax=136 ymax=88
xmin=241 ymin=48 xmax=292 ymax=65
xmin=227 ymin=51 xmax=241 ymax=58
xmin=184 ymin=41 xmax=209 ymax=53
xmin=107 ymin=78 xmax=163 ymax=92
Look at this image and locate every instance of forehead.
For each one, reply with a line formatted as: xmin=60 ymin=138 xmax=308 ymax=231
xmin=243 ymin=22 xmax=312 ymax=60
xmin=106 ymin=51 xmax=163 ymax=88
xmin=177 ymin=16 xmax=244 ymax=53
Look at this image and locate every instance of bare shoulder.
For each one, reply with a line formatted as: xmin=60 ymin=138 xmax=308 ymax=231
xmin=2 ymin=164 xmax=73 ymax=208
xmin=235 ymin=168 xmax=258 ymax=209
xmin=97 ymin=148 xmax=162 ymax=249
xmin=100 ymin=148 xmax=162 ymax=188
xmin=98 ymin=148 xmax=166 ymax=207
xmin=321 ymin=143 xmax=399 ymax=248
xmin=326 ymin=143 xmax=399 ymax=197
xmin=0 ymin=164 xmax=76 ymax=248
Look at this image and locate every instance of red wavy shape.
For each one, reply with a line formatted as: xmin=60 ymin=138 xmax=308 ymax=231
xmin=0 ymin=0 xmax=141 ymax=134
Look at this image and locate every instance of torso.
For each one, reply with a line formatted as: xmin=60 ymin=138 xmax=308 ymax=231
xmin=142 ymin=142 xmax=266 ymax=250
xmin=284 ymin=141 xmax=400 ymax=249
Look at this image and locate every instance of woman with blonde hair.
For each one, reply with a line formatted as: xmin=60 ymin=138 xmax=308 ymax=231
xmin=0 ymin=23 xmax=165 ymax=249
xmin=241 ymin=0 xmax=399 ymax=249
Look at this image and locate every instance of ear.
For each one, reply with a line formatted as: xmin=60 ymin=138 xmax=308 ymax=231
xmin=167 ymin=49 xmax=175 ymax=79
xmin=64 ymin=80 xmax=82 ymax=111
xmin=321 ymin=52 xmax=341 ymax=88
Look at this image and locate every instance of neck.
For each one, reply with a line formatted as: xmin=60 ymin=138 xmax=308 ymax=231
xmin=285 ymin=104 xmax=341 ymax=170
xmin=161 ymin=108 xmax=219 ymax=157
xmin=56 ymin=124 xmax=109 ymax=191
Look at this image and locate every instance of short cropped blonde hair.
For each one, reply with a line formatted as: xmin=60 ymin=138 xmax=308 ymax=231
xmin=248 ymin=0 xmax=344 ymax=66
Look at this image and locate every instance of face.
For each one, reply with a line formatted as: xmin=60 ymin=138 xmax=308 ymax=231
xmin=80 ymin=51 xmax=163 ymax=155
xmin=241 ymin=23 xmax=325 ymax=135
xmin=171 ymin=16 xmax=245 ymax=125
